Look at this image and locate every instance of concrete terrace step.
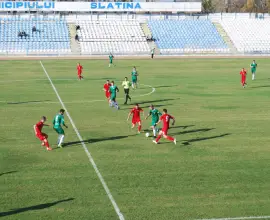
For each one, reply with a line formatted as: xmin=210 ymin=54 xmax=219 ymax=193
xmin=68 ymin=23 xmax=81 ymax=55
xmin=140 ymin=22 xmax=160 ymax=55
xmin=213 ymin=22 xmax=238 ymax=54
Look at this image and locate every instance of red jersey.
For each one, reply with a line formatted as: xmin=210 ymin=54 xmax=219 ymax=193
xmin=103 ymin=83 xmax=111 ymax=93
xmin=35 ymin=121 xmax=44 ymax=134
xmin=240 ymin=70 xmax=247 ymax=76
xmin=77 ymin=65 xmax=83 ymax=73
xmin=160 ymin=114 xmax=174 ymax=129
xmin=130 ymin=107 xmax=143 ymax=119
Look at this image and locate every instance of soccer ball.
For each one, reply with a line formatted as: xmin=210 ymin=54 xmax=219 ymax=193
xmin=145 ymin=132 xmax=150 ymax=138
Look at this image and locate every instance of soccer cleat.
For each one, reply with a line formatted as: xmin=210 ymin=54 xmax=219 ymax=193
xmin=152 ymin=140 xmax=159 ymax=144
xmin=47 ymin=147 xmax=52 ymax=151
xmin=137 ymin=131 xmax=141 ymax=134
xmin=173 ymin=138 xmax=177 ymax=145
xmin=58 ymin=144 xmax=63 ymax=148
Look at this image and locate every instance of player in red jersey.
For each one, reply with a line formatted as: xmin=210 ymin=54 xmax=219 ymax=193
xmin=240 ymin=68 xmax=247 ymax=88
xmin=34 ymin=116 xmax=52 ymax=151
xmin=103 ymin=80 xmax=111 ymax=102
xmin=77 ymin=63 xmax=83 ymax=80
xmin=153 ymin=109 xmax=176 ymax=145
xmin=127 ymin=103 xmax=144 ymax=133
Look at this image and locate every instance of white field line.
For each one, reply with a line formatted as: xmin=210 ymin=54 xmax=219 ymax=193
xmin=0 ymin=79 xmax=155 ymax=104
xmin=39 ymin=61 xmax=125 ymax=220
xmin=196 ymin=216 xmax=270 ymax=220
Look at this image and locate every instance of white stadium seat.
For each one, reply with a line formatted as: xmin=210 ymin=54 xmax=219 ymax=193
xmin=220 ymin=20 xmax=270 ymax=53
xmin=76 ymin=20 xmax=149 ymax=55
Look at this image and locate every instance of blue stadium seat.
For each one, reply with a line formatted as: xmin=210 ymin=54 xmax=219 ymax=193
xmin=0 ymin=18 xmax=71 ymax=53
xmin=148 ymin=20 xmax=228 ymax=53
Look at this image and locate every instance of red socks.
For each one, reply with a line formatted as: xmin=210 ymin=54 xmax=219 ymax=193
xmin=156 ymin=135 xmax=161 ymax=142
xmin=138 ymin=125 xmax=142 ymax=132
xmin=166 ymin=136 xmax=174 ymax=142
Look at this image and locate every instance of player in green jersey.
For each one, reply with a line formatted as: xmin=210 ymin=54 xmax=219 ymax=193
xmin=145 ymin=104 xmax=162 ymax=138
xmin=53 ymin=109 xmax=68 ymax=148
xmin=122 ymin=77 xmax=132 ymax=105
xmin=109 ymin=81 xmax=119 ymax=109
xmin=131 ymin=66 xmax=138 ymax=89
xmin=109 ymin=53 xmax=115 ymax=67
xmin=250 ymin=60 xmax=258 ymax=80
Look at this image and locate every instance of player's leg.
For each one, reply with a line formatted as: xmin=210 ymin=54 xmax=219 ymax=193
xmin=151 ymin=125 xmax=157 ymax=138
xmin=58 ymin=128 xmax=65 ymax=147
xmin=252 ymin=70 xmax=255 ymax=80
xmin=124 ymin=89 xmax=128 ymax=104
xmin=138 ymin=121 xmax=142 ymax=133
xmin=153 ymin=130 xmax=163 ymax=144
xmin=131 ymin=123 xmax=135 ymax=129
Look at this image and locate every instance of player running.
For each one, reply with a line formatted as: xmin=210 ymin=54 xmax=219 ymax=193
xmin=127 ymin=103 xmax=144 ymax=133
xmin=131 ymin=66 xmax=138 ymax=89
xmin=250 ymin=60 xmax=258 ymax=80
xmin=103 ymin=80 xmax=111 ymax=103
xmin=240 ymin=68 xmax=247 ymax=88
xmin=109 ymin=81 xmax=119 ymax=109
xmin=53 ymin=109 xmax=68 ymax=148
xmin=34 ymin=116 xmax=52 ymax=151
xmin=153 ymin=109 xmax=176 ymax=145
xmin=77 ymin=63 xmax=83 ymax=80
xmin=109 ymin=53 xmax=115 ymax=67
xmin=145 ymin=104 xmax=162 ymax=138
xmin=122 ymin=77 xmax=131 ymax=105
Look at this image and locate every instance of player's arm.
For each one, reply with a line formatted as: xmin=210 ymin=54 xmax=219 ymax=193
xmin=171 ymin=116 xmax=175 ymax=126
xmin=33 ymin=125 xmax=37 ymax=135
xmin=116 ymin=87 xmax=119 ymax=92
xmin=156 ymin=119 xmax=161 ymax=125
xmin=145 ymin=112 xmax=151 ymax=120
xmin=61 ymin=118 xmax=68 ymax=128
xmin=127 ymin=112 xmax=132 ymax=121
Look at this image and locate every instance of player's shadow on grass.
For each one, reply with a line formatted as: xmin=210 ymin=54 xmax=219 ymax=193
xmin=120 ymin=103 xmax=172 ymax=110
xmin=62 ymin=135 xmax=131 ymax=147
xmin=7 ymin=100 xmax=51 ymax=105
xmin=0 ymin=171 xmax=17 ymax=176
xmin=0 ymin=198 xmax=74 ymax=217
xmin=171 ymin=128 xmax=215 ymax=136
xmin=182 ymin=133 xmax=231 ymax=146
xmin=251 ymin=85 xmax=270 ymax=89
xmin=170 ymin=125 xmax=195 ymax=130
xmin=137 ymin=98 xmax=178 ymax=105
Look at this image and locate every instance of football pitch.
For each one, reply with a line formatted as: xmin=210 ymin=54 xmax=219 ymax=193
xmin=1 ymin=58 xmax=270 ymax=220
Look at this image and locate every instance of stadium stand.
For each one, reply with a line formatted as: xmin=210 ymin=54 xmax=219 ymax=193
xmin=220 ymin=19 xmax=270 ymax=53
xmin=147 ymin=20 xmax=229 ymax=54
xmin=76 ymin=20 xmax=149 ymax=55
xmin=0 ymin=18 xmax=71 ymax=54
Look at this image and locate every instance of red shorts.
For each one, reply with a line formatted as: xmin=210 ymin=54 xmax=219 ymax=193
xmin=161 ymin=127 xmax=169 ymax=135
xmin=36 ymin=132 xmax=48 ymax=141
xmin=78 ymin=71 xmax=82 ymax=75
xmin=132 ymin=118 xmax=141 ymax=125
xmin=105 ymin=92 xmax=110 ymax=99
xmin=241 ymin=76 xmax=246 ymax=82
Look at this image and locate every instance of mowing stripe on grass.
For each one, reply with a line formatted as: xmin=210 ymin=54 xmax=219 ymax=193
xmin=196 ymin=216 xmax=270 ymax=220
xmin=39 ymin=61 xmax=125 ymax=220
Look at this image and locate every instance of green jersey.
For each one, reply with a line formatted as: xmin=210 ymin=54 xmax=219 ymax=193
xmin=109 ymin=55 xmax=113 ymax=62
xmin=250 ymin=63 xmax=257 ymax=72
xmin=149 ymin=108 xmax=162 ymax=124
xmin=109 ymin=85 xmax=119 ymax=96
xmin=53 ymin=114 xmax=65 ymax=128
xmin=131 ymin=70 xmax=137 ymax=79
xmin=151 ymin=48 xmax=155 ymax=54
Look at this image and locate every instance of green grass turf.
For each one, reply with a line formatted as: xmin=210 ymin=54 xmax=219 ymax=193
xmin=1 ymin=58 xmax=270 ymax=220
